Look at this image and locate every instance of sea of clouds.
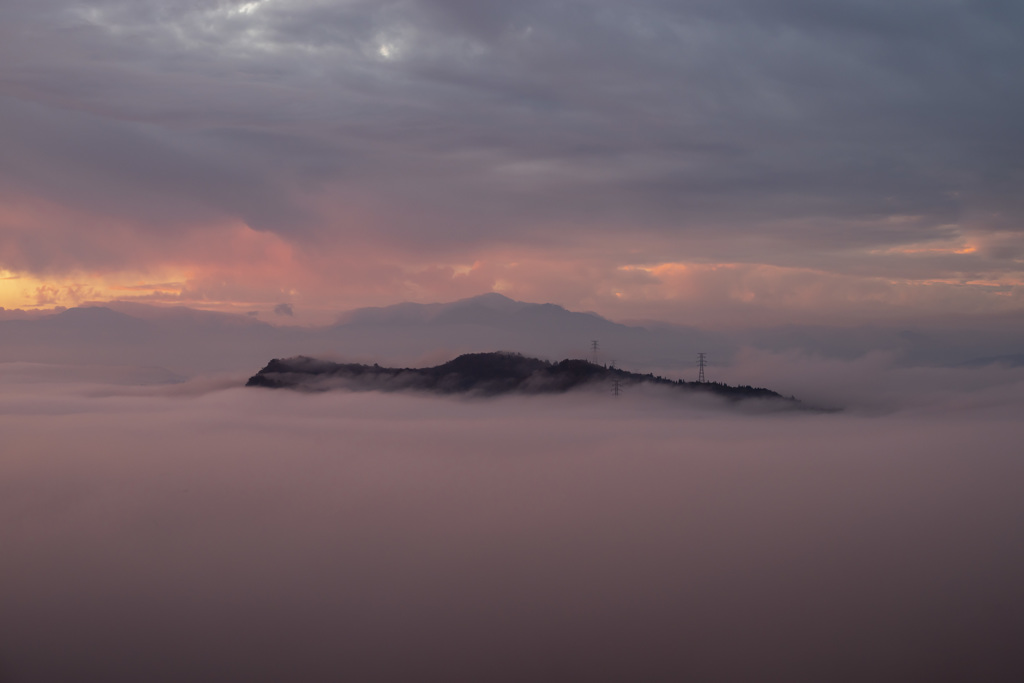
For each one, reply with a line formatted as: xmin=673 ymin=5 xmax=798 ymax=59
xmin=2 ymin=358 xmax=1024 ymax=682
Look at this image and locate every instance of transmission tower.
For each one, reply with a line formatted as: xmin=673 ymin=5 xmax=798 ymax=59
xmin=612 ymin=378 xmax=621 ymax=397
xmin=697 ymin=352 xmax=707 ymax=383
xmin=591 ymin=339 xmax=599 ymax=364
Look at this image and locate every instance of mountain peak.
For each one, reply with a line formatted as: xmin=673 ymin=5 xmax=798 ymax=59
xmin=462 ymin=292 xmax=517 ymax=305
xmin=338 ymin=292 xmax=538 ymax=326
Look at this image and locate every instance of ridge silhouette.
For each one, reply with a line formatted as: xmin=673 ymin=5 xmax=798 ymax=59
xmin=247 ymin=351 xmax=795 ymax=403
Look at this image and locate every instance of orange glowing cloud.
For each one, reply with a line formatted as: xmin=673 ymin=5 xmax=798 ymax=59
xmin=3 ymin=183 xmax=1023 ymax=327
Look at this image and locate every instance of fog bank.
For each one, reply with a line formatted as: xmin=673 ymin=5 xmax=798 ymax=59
xmin=2 ymin=375 xmax=1023 ymax=682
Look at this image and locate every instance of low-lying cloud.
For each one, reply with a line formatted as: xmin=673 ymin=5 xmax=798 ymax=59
xmin=2 ymin=362 xmax=1023 ymax=681
xmin=712 ymin=348 xmax=1024 ymax=416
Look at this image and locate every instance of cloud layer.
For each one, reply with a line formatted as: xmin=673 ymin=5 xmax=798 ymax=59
xmin=2 ymin=368 xmax=1024 ymax=681
xmin=2 ymin=0 xmax=1022 ymax=321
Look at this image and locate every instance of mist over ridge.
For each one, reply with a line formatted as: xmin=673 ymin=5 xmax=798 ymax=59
xmin=244 ymin=351 xmax=799 ymax=416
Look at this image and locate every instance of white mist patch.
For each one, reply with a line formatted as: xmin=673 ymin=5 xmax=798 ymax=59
xmin=1 ymin=378 xmax=1023 ymax=681
xmin=232 ymin=1 xmax=267 ymax=16
xmin=716 ymin=348 xmax=1024 ymax=416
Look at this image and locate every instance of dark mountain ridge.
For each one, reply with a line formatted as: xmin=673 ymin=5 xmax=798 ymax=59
xmin=246 ymin=351 xmax=796 ymax=404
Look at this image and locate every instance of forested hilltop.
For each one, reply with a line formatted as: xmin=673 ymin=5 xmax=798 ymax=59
xmin=247 ymin=351 xmax=796 ymax=404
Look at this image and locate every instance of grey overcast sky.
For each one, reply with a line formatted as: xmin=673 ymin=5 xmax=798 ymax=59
xmin=1 ymin=0 xmax=1022 ymax=324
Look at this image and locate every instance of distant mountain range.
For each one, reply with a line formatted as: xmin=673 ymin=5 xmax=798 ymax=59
xmin=1 ymin=293 xmax=1021 ymax=377
xmin=324 ymin=292 xmax=730 ymax=371
xmin=247 ymin=351 xmax=796 ymax=405
xmin=0 ymin=294 xmax=726 ymax=376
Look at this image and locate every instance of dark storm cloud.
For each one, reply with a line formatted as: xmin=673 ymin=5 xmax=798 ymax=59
xmin=1 ymin=0 xmax=1022 ymax=261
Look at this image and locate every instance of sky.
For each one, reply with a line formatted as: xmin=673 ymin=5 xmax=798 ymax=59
xmin=2 ymin=0 xmax=1023 ymax=325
